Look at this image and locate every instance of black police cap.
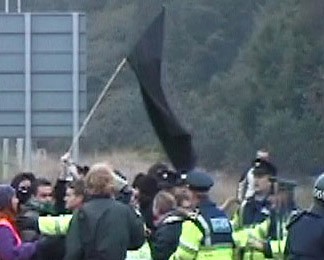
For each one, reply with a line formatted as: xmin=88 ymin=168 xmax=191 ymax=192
xmin=157 ymin=169 xmax=178 ymax=190
xmin=186 ymin=170 xmax=214 ymax=192
xmin=173 ymin=171 xmax=188 ymax=186
xmin=253 ymin=158 xmax=277 ymax=177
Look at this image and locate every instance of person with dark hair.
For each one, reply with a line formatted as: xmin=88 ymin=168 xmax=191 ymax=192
xmin=147 ymin=162 xmax=178 ymax=191
xmin=29 ymin=178 xmax=54 ymax=206
xmin=64 ymin=180 xmax=85 ymax=211
xmin=0 ymin=184 xmax=39 ymax=260
xmin=232 ymin=159 xmax=280 ymax=259
xmin=130 ymin=173 xmax=146 ymax=211
xmin=53 ymin=179 xmax=70 ymax=215
xmin=137 ymin=167 xmax=182 ymax=242
xmin=237 ymin=149 xmax=270 ymax=202
xmin=64 ymin=163 xmax=145 ymax=260
xmin=132 ymin=172 xmax=146 ymax=189
xmin=20 ymin=172 xmax=149 ymax=260
xmin=54 ymin=163 xmax=89 ymax=215
xmin=11 ymin=172 xmax=36 ymax=206
xmin=136 ymin=174 xmax=159 ymax=233
xmin=30 ymin=180 xmax=86 ymax=260
xmin=147 ymin=162 xmax=169 ymax=181
xmin=20 ymin=178 xmax=55 ymax=242
xmin=24 ymin=180 xmax=86 ymax=238
xmin=17 ymin=179 xmax=87 ymax=260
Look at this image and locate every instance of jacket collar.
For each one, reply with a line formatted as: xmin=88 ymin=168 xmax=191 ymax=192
xmin=310 ymin=202 xmax=324 ymax=217
xmin=198 ymin=197 xmax=216 ymax=208
xmin=86 ymin=194 xmax=112 ymax=201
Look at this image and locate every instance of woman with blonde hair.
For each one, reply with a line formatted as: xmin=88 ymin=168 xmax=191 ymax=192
xmin=64 ymin=162 xmax=145 ymax=260
xmin=0 ymin=184 xmax=38 ymax=260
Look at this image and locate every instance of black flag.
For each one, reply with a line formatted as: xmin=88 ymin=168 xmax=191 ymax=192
xmin=128 ymin=8 xmax=196 ymax=171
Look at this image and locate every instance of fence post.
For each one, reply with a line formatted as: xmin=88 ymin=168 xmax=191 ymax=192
xmin=2 ymin=139 xmax=9 ymax=180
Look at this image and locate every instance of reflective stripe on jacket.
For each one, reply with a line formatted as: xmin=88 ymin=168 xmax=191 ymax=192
xmin=232 ymin=218 xmax=270 ymax=260
xmin=126 ymin=241 xmax=152 ymax=260
xmin=169 ymin=220 xmax=233 ymax=260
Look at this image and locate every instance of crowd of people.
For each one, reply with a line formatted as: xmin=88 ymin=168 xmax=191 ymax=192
xmin=0 ymin=150 xmax=323 ymax=260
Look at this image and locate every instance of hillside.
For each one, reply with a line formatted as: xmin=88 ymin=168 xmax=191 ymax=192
xmin=7 ymin=0 xmax=324 ymax=175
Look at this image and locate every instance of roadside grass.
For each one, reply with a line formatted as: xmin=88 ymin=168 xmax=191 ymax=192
xmin=2 ymin=151 xmax=313 ymax=211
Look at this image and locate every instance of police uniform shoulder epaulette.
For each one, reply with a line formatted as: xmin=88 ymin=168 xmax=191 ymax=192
xmin=181 ymin=210 xmax=199 ymax=226
xmin=184 ymin=210 xmax=207 ymax=235
xmin=186 ymin=209 xmax=199 ymax=220
xmin=162 ymin=215 xmax=184 ymax=224
xmin=286 ymin=209 xmax=306 ymax=229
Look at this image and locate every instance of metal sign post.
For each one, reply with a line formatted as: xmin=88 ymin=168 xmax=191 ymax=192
xmin=2 ymin=139 xmax=9 ymax=180
xmin=24 ymin=12 xmax=32 ymax=171
xmin=0 ymin=13 xmax=87 ymax=169
xmin=16 ymin=138 xmax=24 ymax=170
xmin=5 ymin=0 xmax=9 ymax=13
xmin=17 ymin=0 xmax=21 ymax=13
xmin=72 ymin=13 xmax=80 ymax=162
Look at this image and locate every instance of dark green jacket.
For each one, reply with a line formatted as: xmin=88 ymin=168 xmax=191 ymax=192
xmin=20 ymin=198 xmax=56 ymax=242
xmin=64 ymin=196 xmax=145 ymax=260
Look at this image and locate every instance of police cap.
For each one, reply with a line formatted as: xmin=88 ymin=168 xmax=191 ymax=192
xmin=186 ymin=170 xmax=214 ymax=192
xmin=253 ymin=158 xmax=277 ymax=178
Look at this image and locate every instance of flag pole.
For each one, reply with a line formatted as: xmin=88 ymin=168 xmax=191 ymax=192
xmin=67 ymin=57 xmax=127 ymax=155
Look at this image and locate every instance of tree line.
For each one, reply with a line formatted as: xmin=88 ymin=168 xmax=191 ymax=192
xmin=13 ymin=0 xmax=324 ymax=176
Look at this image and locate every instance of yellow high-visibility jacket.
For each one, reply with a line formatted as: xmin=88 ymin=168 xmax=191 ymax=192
xmin=169 ymin=217 xmax=234 ymax=260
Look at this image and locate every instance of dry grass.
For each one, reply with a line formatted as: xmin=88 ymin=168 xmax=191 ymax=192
xmin=2 ymin=151 xmax=313 ymax=210
xmin=23 ymin=150 xmax=160 ymax=183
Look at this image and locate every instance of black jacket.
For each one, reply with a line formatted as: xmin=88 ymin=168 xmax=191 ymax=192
xmin=35 ymin=236 xmax=66 ymax=260
xmin=64 ymin=196 xmax=145 ymax=260
xmin=285 ymin=205 xmax=324 ymax=259
xmin=151 ymin=210 xmax=185 ymax=260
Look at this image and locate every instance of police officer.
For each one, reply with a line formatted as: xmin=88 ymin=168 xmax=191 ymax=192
xmin=237 ymin=150 xmax=270 ymax=202
xmin=284 ymin=173 xmax=324 ymax=259
xmin=232 ymin=158 xmax=277 ymax=259
xmin=170 ymin=170 xmax=234 ymax=259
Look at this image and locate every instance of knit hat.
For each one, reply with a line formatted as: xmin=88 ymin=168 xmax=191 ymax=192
xmin=0 ymin=185 xmax=15 ymax=210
